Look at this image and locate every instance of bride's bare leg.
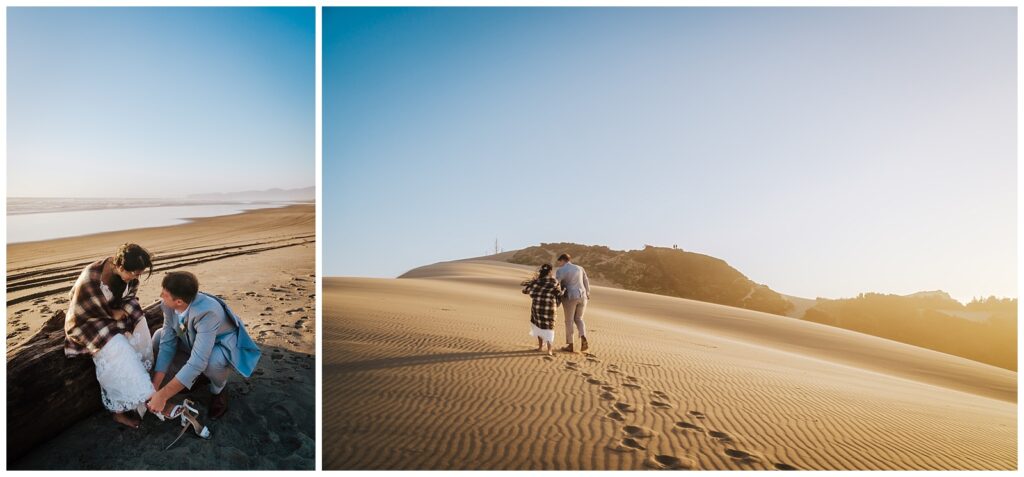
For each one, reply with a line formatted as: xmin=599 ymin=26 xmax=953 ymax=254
xmin=112 ymin=411 xmax=141 ymax=429
xmin=536 ymin=337 xmax=543 ymax=351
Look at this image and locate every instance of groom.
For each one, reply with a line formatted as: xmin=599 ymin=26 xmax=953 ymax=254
xmin=556 ymin=253 xmax=591 ymax=353
xmin=147 ymin=271 xmax=261 ymax=419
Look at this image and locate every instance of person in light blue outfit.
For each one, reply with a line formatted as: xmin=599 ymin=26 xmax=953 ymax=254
xmin=147 ymin=271 xmax=261 ymax=419
xmin=555 ymin=253 xmax=591 ymax=353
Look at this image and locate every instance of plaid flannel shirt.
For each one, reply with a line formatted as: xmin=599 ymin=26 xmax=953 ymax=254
xmin=64 ymin=259 xmax=145 ymax=357
xmin=522 ymin=277 xmax=562 ymax=330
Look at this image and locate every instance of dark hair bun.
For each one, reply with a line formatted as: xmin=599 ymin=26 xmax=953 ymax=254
xmin=113 ymin=243 xmax=154 ymax=279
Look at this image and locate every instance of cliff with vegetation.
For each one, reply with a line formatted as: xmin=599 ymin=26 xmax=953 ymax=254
xmin=509 ymin=243 xmax=793 ymax=316
xmin=803 ymin=293 xmax=1017 ymax=370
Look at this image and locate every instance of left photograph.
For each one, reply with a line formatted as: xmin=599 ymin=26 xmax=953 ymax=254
xmin=6 ymin=7 xmax=315 ymax=470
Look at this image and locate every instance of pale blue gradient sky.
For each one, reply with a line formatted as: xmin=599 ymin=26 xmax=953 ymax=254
xmin=324 ymin=7 xmax=1016 ymax=302
xmin=8 ymin=7 xmax=314 ymax=198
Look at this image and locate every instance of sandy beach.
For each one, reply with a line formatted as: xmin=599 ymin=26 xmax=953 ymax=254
xmin=323 ymin=258 xmax=1016 ymax=470
xmin=7 ymin=204 xmax=315 ymax=470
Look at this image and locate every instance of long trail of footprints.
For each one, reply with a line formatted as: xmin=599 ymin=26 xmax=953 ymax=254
xmin=558 ymin=353 xmax=799 ymax=471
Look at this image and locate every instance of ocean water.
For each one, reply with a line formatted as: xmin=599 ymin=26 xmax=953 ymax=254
xmin=6 ymin=201 xmax=293 ymax=244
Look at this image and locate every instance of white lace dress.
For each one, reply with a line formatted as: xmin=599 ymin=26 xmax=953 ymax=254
xmin=92 ymin=283 xmax=154 ymax=415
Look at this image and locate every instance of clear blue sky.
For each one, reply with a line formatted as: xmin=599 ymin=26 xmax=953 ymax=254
xmin=8 ymin=7 xmax=314 ymax=198
xmin=324 ymin=7 xmax=1016 ymax=302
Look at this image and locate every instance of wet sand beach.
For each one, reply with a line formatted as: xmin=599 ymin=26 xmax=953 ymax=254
xmin=8 ymin=204 xmax=316 ymax=470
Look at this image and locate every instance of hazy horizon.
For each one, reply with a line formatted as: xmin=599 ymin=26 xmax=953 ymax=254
xmin=8 ymin=7 xmax=314 ymax=198
xmin=324 ymin=8 xmax=1016 ymax=303
xmin=6 ymin=185 xmax=316 ymax=200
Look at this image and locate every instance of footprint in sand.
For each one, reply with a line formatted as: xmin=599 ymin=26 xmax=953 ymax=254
xmin=688 ymin=410 xmax=707 ymax=419
xmin=708 ymin=430 xmax=733 ymax=443
xmin=649 ymin=400 xmax=673 ymax=409
xmin=622 ymin=382 xmax=642 ymax=389
xmin=774 ymin=462 xmax=798 ymax=470
xmin=599 ymin=391 xmax=617 ymax=400
xmin=608 ymin=437 xmax=646 ymax=452
xmin=604 ymin=410 xmax=626 ymax=421
xmin=542 ymin=356 xmax=555 ymax=361
xmin=607 ymin=368 xmax=622 ymax=374
xmin=622 ymin=425 xmax=656 ymax=438
xmin=586 ymin=378 xmax=607 ymax=386
xmin=724 ymin=448 xmax=760 ymax=464
xmin=626 ymin=375 xmax=640 ymax=383
xmin=584 ymin=352 xmax=599 ymax=358
xmin=581 ymin=372 xmax=593 ymax=378
xmin=613 ymin=402 xmax=637 ymax=413
xmin=586 ymin=357 xmax=601 ymax=364
xmin=651 ymin=390 xmax=670 ymax=400
xmin=674 ymin=421 xmax=704 ymax=433
xmin=644 ymin=454 xmax=695 ymax=470
xmin=600 ymin=385 xmax=617 ymax=392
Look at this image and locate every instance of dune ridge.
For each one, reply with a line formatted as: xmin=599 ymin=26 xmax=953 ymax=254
xmin=324 ymin=258 xmax=1016 ymax=470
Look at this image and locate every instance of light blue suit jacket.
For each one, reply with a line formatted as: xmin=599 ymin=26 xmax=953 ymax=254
xmin=556 ymin=262 xmax=591 ymax=301
xmin=155 ymin=292 xmax=262 ymax=388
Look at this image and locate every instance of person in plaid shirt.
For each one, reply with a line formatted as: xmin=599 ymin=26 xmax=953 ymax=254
xmin=521 ymin=263 xmax=562 ymax=355
xmin=64 ymin=243 xmax=155 ymax=429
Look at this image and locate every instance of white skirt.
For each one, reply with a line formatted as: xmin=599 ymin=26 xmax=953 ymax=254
xmin=92 ymin=318 xmax=154 ymax=414
xmin=529 ymin=322 xmax=555 ymax=345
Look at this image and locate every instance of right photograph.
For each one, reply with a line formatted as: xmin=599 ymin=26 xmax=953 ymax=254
xmin=322 ymin=7 xmax=1016 ymax=471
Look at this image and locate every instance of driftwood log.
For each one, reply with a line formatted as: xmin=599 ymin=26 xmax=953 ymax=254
xmin=6 ymin=303 xmax=163 ymax=463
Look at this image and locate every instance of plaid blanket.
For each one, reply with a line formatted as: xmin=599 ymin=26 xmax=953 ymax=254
xmin=522 ymin=277 xmax=562 ymax=330
xmin=64 ymin=259 xmax=145 ymax=357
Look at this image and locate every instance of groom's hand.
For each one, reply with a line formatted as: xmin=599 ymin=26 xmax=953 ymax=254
xmin=147 ymin=390 xmax=168 ymax=414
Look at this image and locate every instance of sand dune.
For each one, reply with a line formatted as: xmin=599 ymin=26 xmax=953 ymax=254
xmin=324 ymin=258 xmax=1016 ymax=470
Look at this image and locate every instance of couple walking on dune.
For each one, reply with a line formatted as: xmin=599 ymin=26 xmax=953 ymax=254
xmin=63 ymin=243 xmax=261 ymax=433
xmin=521 ymin=253 xmax=591 ymax=355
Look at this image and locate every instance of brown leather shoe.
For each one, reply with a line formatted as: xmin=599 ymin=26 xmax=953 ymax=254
xmin=208 ymin=390 xmax=228 ymax=420
xmin=559 ymin=343 xmax=574 ymax=353
xmin=580 ymin=337 xmax=590 ymax=352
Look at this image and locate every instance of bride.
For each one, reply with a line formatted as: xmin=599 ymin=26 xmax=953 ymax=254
xmin=64 ymin=243 xmax=156 ymax=428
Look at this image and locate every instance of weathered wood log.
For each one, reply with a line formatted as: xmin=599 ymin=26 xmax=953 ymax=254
xmin=6 ymin=303 xmax=163 ymax=463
